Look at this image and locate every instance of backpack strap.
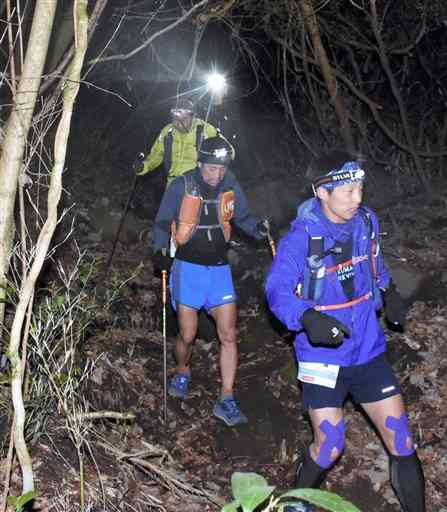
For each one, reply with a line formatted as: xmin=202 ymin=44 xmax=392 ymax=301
xmin=359 ymin=208 xmax=378 ymax=279
xmin=182 ymin=172 xmax=201 ymax=197
xmin=302 ymin=235 xmax=325 ymax=301
xmin=359 ymin=208 xmax=383 ymax=309
xmin=163 ymin=127 xmax=174 ymax=172
xmin=195 ymin=123 xmax=205 ymax=152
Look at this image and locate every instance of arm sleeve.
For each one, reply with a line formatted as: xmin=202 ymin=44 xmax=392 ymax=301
xmin=152 ymin=180 xmax=182 ymax=251
xmin=265 ymin=230 xmax=315 ymax=331
xmin=231 ymin=180 xmax=261 ymax=239
xmin=138 ymin=126 xmax=168 ymax=176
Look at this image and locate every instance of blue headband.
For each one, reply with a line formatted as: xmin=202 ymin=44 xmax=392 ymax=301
xmin=313 ymin=161 xmax=365 ymax=190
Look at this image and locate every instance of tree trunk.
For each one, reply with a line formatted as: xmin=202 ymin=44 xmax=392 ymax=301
xmin=300 ymin=0 xmax=355 ymax=153
xmin=5 ymin=0 xmax=89 ymax=496
xmin=0 ymin=1 xmax=57 ymax=345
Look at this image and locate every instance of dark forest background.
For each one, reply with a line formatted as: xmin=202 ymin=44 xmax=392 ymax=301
xmin=0 ymin=2 xmax=447 ymax=511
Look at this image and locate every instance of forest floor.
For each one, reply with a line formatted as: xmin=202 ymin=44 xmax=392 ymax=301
xmin=1 ymin=184 xmax=447 ymax=512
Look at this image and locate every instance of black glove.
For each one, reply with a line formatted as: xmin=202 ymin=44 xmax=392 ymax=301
xmin=152 ymin=249 xmax=171 ymax=275
xmin=383 ymin=281 xmax=407 ymax=327
xmin=301 ymin=308 xmax=351 ymax=346
xmin=256 ymin=219 xmax=277 ymax=240
xmin=133 ymin=152 xmax=145 ymax=175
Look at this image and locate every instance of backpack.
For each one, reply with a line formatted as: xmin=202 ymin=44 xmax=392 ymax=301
xmin=300 ymin=208 xmax=382 ymax=310
xmin=163 ymin=123 xmax=205 ymax=172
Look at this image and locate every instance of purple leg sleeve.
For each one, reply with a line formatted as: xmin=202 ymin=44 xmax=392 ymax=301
xmin=316 ymin=418 xmax=346 ymax=468
xmin=385 ymin=413 xmax=415 ymax=456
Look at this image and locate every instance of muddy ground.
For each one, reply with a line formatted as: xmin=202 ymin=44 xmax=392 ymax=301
xmin=1 ymin=183 xmax=447 ymax=512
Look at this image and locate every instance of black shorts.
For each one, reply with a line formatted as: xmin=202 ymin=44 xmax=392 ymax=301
xmin=301 ymin=354 xmax=401 ymax=411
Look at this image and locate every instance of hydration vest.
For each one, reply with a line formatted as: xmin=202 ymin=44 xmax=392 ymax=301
xmin=163 ymin=123 xmax=205 ymax=173
xmin=171 ymin=174 xmax=235 ymax=247
xmin=299 ymin=208 xmax=382 ymax=311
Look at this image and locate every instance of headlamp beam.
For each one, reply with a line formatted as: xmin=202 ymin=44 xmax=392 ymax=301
xmin=206 ymin=72 xmax=226 ymax=95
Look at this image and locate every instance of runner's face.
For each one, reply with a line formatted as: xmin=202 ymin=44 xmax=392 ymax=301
xmin=317 ymin=181 xmax=363 ymax=223
xmin=173 ymin=112 xmax=194 ymax=132
xmin=199 ymin=163 xmax=226 ymax=187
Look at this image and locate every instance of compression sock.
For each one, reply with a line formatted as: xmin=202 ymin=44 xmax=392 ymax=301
xmin=390 ymin=452 xmax=425 ymax=512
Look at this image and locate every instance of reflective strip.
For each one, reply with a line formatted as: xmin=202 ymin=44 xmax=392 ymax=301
xmin=326 ymin=254 xmax=369 ymax=274
xmin=196 ymin=224 xmax=220 ymax=229
xmin=326 ymin=259 xmax=353 ymax=274
xmin=315 ymin=292 xmax=371 ymax=312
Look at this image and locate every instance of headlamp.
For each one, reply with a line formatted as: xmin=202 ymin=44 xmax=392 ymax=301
xmin=206 ymin=72 xmax=227 ymax=96
xmin=313 ymin=162 xmax=365 ymax=190
xmin=171 ymin=108 xmax=193 ymax=118
xmin=213 ymin=148 xmax=229 ymax=159
xmin=198 ymin=143 xmax=232 ymax=166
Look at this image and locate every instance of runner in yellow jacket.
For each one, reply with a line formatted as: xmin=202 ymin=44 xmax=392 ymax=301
xmin=137 ymin=99 xmax=235 ymax=186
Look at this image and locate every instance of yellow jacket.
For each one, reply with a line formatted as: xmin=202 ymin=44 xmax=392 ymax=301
xmin=138 ymin=118 xmax=234 ymax=185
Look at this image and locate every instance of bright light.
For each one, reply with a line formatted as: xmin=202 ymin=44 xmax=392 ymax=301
xmin=206 ymin=72 xmax=226 ymax=95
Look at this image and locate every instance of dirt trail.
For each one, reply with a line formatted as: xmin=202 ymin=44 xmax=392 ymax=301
xmin=6 ymin=192 xmax=447 ymax=511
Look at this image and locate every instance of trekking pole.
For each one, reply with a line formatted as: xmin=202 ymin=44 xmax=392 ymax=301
xmin=106 ymin=152 xmax=145 ymax=269
xmin=161 ymin=269 xmax=168 ymax=424
xmin=262 ymin=219 xmax=276 ymax=257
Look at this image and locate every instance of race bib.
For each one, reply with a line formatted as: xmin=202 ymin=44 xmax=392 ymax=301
xmin=298 ymin=362 xmax=340 ymax=389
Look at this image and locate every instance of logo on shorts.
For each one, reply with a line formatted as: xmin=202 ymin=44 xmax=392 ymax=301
xmin=222 ymin=294 xmax=233 ymax=300
xmin=382 ymin=385 xmax=395 ymax=393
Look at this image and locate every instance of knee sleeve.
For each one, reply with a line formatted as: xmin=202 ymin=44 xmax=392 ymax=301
xmin=295 ymin=449 xmax=327 ymax=489
xmin=385 ymin=413 xmax=414 ymax=456
xmin=390 ymin=452 xmax=425 ymax=512
xmin=316 ymin=418 xmax=345 ymax=468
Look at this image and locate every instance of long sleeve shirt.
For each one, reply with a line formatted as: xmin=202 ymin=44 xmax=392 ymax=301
xmin=266 ymin=198 xmax=391 ymax=367
xmin=138 ymin=118 xmax=235 ymax=185
xmin=153 ymin=168 xmax=262 ymax=265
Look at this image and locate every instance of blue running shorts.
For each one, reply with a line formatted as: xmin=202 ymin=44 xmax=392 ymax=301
xmin=169 ymin=260 xmax=237 ymax=311
xmin=301 ymin=354 xmax=401 ymax=410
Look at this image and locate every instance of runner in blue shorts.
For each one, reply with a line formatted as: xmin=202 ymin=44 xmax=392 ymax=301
xmin=152 ymin=137 xmax=270 ymax=427
xmin=169 ymin=260 xmax=236 ymax=312
xmin=266 ymin=150 xmax=425 ymax=512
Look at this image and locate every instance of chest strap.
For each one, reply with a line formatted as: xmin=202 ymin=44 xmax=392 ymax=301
xmin=315 ymin=292 xmax=372 ymax=312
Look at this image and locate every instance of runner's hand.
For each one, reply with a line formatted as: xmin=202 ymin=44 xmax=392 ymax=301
xmin=256 ymin=219 xmax=277 ymax=240
xmin=134 ymin=152 xmax=145 ymax=175
xmin=301 ymin=308 xmax=350 ymax=346
xmin=383 ymin=281 xmax=407 ymax=327
xmin=152 ymin=249 xmax=171 ymax=275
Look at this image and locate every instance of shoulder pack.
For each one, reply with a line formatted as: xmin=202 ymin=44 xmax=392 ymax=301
xmin=171 ymin=173 xmax=235 ymax=247
xmin=299 ymin=208 xmax=382 ymax=310
xmin=163 ymin=123 xmax=205 ymax=172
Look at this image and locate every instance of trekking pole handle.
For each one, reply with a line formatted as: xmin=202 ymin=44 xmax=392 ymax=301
xmin=262 ymin=219 xmax=276 ymax=257
xmin=162 ymin=270 xmax=167 ymax=303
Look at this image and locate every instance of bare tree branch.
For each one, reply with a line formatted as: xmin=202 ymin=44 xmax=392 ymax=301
xmin=40 ymin=0 xmax=109 ymax=94
xmin=88 ymin=0 xmax=210 ymax=64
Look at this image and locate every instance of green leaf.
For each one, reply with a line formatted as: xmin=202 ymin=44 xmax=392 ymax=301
xmin=279 ymin=489 xmax=361 ymax=512
xmin=16 ymin=490 xmax=37 ymax=508
xmin=231 ymin=472 xmax=275 ymax=512
xmin=221 ymin=500 xmax=240 ymax=512
xmin=7 ymin=490 xmax=37 ymax=511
